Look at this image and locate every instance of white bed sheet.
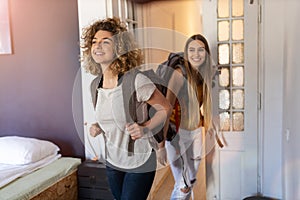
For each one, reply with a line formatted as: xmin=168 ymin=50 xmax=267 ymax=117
xmin=0 ymin=153 xmax=61 ymax=188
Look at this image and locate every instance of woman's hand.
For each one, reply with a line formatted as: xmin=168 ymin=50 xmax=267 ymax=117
xmin=89 ymin=123 xmax=102 ymax=137
xmin=156 ymin=146 xmax=168 ymax=166
xmin=126 ymin=123 xmax=144 ymax=140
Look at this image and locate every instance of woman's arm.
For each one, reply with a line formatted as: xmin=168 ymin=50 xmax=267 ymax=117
xmin=163 ymin=68 xmax=185 ymax=140
xmin=166 ymin=68 xmax=185 ymax=107
xmin=126 ymin=88 xmax=172 ymax=141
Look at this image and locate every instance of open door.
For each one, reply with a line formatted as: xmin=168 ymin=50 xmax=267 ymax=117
xmin=203 ymin=0 xmax=260 ymax=199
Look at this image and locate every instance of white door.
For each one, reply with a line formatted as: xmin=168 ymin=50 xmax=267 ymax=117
xmin=202 ymin=0 xmax=260 ymax=199
xmin=77 ymin=0 xmax=108 ymax=161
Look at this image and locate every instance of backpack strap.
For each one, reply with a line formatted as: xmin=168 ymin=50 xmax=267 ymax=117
xmin=122 ymin=69 xmax=139 ymax=156
xmin=90 ymin=75 xmax=102 ymax=109
xmin=122 ymin=69 xmax=140 ymax=123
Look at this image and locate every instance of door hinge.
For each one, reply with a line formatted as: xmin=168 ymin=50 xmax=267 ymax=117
xmin=258 ymin=92 xmax=261 ymax=110
xmin=259 ymin=4 xmax=262 ymax=23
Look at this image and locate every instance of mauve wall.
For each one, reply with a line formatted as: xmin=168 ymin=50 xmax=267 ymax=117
xmin=0 ymin=0 xmax=84 ymax=158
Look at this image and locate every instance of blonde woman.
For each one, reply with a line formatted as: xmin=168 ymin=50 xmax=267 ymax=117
xmin=165 ymin=34 xmax=215 ymax=200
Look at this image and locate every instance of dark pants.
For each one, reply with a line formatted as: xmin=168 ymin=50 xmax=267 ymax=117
xmin=105 ymin=152 xmax=156 ymax=200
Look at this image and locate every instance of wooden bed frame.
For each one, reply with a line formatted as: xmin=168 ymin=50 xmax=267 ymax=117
xmin=30 ymin=171 xmax=78 ymax=200
xmin=0 ymin=157 xmax=81 ymax=200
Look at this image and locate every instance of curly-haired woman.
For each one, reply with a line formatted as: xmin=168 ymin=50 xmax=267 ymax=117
xmin=80 ymin=17 xmax=171 ymax=200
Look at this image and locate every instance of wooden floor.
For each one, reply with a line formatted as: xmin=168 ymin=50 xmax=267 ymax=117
xmin=148 ymin=158 xmax=206 ymax=200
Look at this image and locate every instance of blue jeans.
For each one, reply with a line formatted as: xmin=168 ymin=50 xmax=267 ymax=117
xmin=105 ymin=152 xmax=156 ymax=200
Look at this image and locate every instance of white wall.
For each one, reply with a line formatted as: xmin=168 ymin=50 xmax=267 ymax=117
xmin=262 ymin=0 xmax=300 ymax=199
xmin=261 ymin=0 xmax=284 ymax=198
xmin=282 ymin=1 xmax=300 ymax=199
xmin=0 ymin=0 xmax=84 ymax=158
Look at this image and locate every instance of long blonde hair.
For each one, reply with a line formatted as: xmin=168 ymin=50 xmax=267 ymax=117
xmin=183 ymin=34 xmax=214 ymax=131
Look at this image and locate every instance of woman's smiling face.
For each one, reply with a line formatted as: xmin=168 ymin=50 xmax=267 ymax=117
xmin=91 ymin=30 xmax=115 ymax=68
xmin=187 ymin=39 xmax=206 ymax=70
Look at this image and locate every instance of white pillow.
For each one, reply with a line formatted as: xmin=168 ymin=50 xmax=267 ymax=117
xmin=0 ymin=136 xmax=60 ymax=165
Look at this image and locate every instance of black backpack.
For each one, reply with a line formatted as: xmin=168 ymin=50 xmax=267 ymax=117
xmin=156 ymin=52 xmax=187 ymax=96
xmin=156 ymin=52 xmax=187 ymax=141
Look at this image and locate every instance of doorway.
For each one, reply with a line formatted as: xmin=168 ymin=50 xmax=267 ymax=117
xmin=137 ymin=0 xmax=260 ymax=199
xmin=136 ymin=1 xmax=207 ymax=199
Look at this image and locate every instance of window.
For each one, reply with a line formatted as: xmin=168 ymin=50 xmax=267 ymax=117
xmin=107 ymin=0 xmax=138 ymax=31
xmin=217 ymin=0 xmax=245 ymax=131
xmin=0 ymin=0 xmax=12 ymax=54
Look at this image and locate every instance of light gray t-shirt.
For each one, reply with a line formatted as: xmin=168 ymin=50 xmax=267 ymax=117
xmin=95 ymin=73 xmax=156 ymax=169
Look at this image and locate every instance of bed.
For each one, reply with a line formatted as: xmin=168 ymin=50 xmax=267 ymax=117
xmin=0 ymin=136 xmax=81 ymax=200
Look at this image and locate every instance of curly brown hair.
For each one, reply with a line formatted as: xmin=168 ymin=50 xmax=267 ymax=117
xmin=80 ymin=17 xmax=143 ymax=76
